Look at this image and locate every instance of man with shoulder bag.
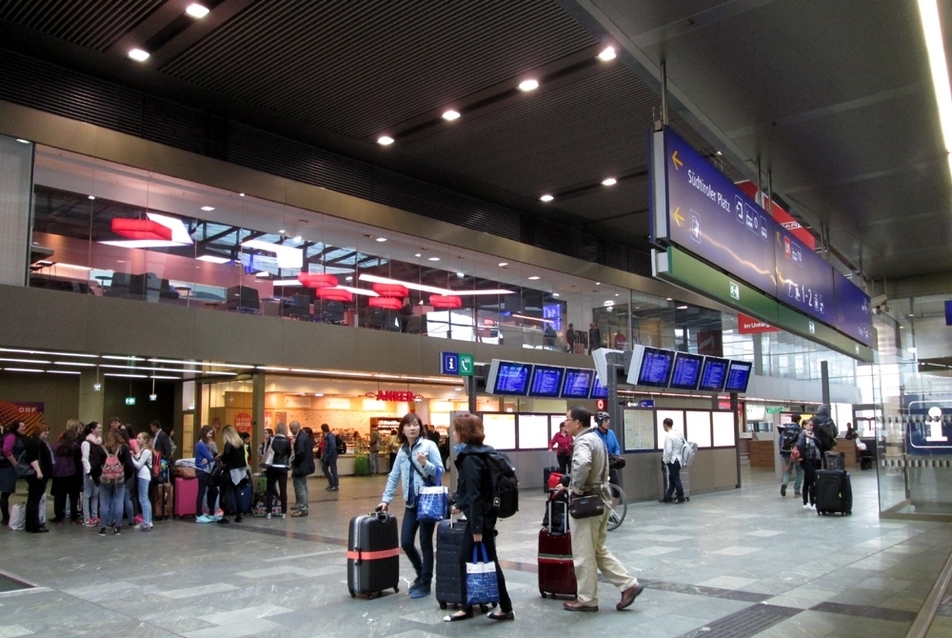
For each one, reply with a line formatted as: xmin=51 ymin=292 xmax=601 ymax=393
xmin=556 ymin=406 xmax=644 ymax=613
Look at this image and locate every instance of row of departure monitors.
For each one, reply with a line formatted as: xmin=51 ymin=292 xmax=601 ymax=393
xmin=486 ymin=359 xmax=608 ymax=399
xmin=628 ymin=345 xmax=752 ymax=393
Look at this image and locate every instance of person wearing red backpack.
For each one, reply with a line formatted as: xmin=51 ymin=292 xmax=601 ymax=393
xmin=97 ymin=429 xmax=132 ymax=536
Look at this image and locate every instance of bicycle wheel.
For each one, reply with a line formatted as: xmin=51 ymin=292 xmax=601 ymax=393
xmin=607 ymin=483 xmax=627 ymax=531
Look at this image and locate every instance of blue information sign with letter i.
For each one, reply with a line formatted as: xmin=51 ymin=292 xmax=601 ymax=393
xmin=441 ymin=352 xmax=460 ymax=375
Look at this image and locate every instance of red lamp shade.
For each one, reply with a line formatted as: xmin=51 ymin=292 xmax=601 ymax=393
xmin=297 ymin=273 xmax=339 ymax=289
xmin=371 ymin=283 xmax=409 ymax=298
xmin=111 ymin=218 xmax=172 ymax=241
xmin=368 ymin=296 xmax=403 ymax=310
xmin=429 ymin=295 xmax=462 ymax=309
xmin=315 ymin=288 xmax=353 ymax=302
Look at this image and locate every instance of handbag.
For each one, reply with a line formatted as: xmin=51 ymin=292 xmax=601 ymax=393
xmin=208 ymin=463 xmax=224 ymax=488
xmin=569 ymin=490 xmax=605 ymax=519
xmin=260 ymin=445 xmax=275 ymax=469
xmin=608 ymin=453 xmax=626 ymax=469
xmin=465 ymin=542 xmax=499 ymax=606
xmin=15 ymin=451 xmax=35 ymax=479
xmin=416 ymin=466 xmax=447 ymax=522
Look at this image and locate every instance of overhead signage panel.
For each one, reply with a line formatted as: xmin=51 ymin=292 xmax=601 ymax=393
xmin=832 ymin=270 xmax=873 ymax=347
xmin=662 ymin=128 xmax=777 ymax=296
xmin=774 ymin=223 xmax=835 ymax=325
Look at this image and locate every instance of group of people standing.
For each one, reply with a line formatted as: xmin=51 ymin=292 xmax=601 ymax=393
xmin=1 ymin=417 xmax=173 ymax=535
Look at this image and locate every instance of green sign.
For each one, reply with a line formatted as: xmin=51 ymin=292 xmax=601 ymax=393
xmin=124 ymin=396 xmax=136 ymax=406
xmin=459 ymin=354 xmax=474 ymax=376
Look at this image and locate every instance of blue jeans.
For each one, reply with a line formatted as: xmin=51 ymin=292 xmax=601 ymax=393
xmin=137 ymin=478 xmax=152 ymax=525
xmin=83 ymin=474 xmax=99 ymax=520
xmin=196 ymin=470 xmax=218 ymax=515
xmin=323 ymin=458 xmax=339 ymax=488
xmin=781 ymin=457 xmax=804 ymax=492
xmin=98 ymin=481 xmax=124 ymax=529
xmin=401 ymin=506 xmax=436 ymax=586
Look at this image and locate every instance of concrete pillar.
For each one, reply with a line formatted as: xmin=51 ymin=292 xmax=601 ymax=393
xmin=78 ymin=369 xmax=104 ymax=425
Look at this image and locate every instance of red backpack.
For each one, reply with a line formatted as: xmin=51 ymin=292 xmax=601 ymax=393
xmin=100 ymin=451 xmax=125 ymax=484
xmin=150 ymin=450 xmax=162 ymax=481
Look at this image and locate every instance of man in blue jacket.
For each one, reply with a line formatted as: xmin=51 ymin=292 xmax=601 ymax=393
xmin=320 ymin=423 xmax=339 ymax=491
xmin=593 ymin=412 xmax=622 ymax=485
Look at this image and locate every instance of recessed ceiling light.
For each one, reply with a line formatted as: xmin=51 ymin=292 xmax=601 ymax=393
xmin=201 ymin=205 xmax=215 ymax=211
xmin=239 ymin=192 xmax=245 ymax=197
xmin=715 ymin=151 xmax=723 ymax=156
xmin=602 ymin=177 xmax=617 ymax=186
xmin=457 ymin=272 xmax=465 ymax=278
xmin=528 ymin=276 xmax=540 ymax=280
xmin=442 ymin=110 xmax=461 ymax=121
xmin=603 ymin=300 xmax=615 ymax=307
xmin=16 ymin=138 xmax=30 ymax=144
xmin=414 ymin=253 xmax=421 ymax=258
xmin=518 ymin=79 xmax=539 ymax=92
xmin=498 ymin=262 xmax=509 ymax=267
xmin=185 ymin=3 xmax=209 ymax=18
xmin=596 ymin=282 xmax=601 ymax=286
xmin=428 ymin=257 xmax=441 ymax=262
xmin=278 ymin=229 xmax=285 ymax=234
xmin=88 ymin=195 xmax=96 ymax=200
xmin=553 ymin=293 xmax=560 ymax=297
xmin=345 ymin=276 xmax=353 ymax=281
xmin=375 ymin=237 xmax=387 ymax=242
xmin=597 ymin=46 xmax=616 ymax=61
xmin=540 ymin=194 xmax=554 ymax=202
xmin=377 ymin=135 xmax=395 ymax=146
xmin=128 ymin=48 xmax=150 ymax=62
xmin=677 ymin=305 xmax=689 ymax=310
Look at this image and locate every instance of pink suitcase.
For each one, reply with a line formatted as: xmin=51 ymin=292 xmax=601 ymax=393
xmin=174 ymin=477 xmax=198 ymax=517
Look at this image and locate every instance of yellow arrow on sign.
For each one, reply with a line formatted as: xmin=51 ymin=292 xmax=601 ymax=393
xmin=673 ymin=207 xmax=685 ymax=226
xmin=672 ymin=151 xmax=683 ymax=170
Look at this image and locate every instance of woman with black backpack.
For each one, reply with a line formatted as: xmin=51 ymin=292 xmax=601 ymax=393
xmin=794 ymin=418 xmax=823 ymax=510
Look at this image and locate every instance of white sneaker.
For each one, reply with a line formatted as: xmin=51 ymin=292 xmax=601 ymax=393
xmin=803 ymin=503 xmax=811 ymax=509
xmin=265 ymin=513 xmax=271 ymax=520
xmin=810 ymin=504 xmax=817 ymax=510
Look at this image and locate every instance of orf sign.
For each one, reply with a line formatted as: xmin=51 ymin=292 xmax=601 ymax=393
xmin=235 ymin=413 xmax=252 ymax=434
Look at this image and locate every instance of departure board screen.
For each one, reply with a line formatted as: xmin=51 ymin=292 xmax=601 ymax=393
xmin=528 ymin=365 xmax=564 ymax=398
xmin=698 ymin=357 xmax=728 ymax=392
xmin=636 ymin=347 xmax=674 ymax=388
xmin=724 ymin=361 xmax=752 ymax=393
xmin=487 ymin=360 xmax=532 ymax=396
xmin=669 ymin=352 xmax=704 ymax=390
xmin=561 ymin=368 xmax=593 ymax=399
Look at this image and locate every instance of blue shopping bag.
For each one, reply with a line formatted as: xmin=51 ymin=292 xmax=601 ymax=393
xmin=465 ymin=542 xmax=499 ymax=606
xmin=416 ymin=467 xmax=447 ymax=522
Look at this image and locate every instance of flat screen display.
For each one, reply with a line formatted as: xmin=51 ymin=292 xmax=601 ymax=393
xmin=486 ymin=359 xmax=532 ymax=396
xmin=561 ymin=368 xmax=594 ymax=399
xmin=724 ymin=360 xmax=753 ymax=393
xmin=528 ymin=365 xmax=564 ymax=398
xmin=698 ymin=356 xmax=729 ymax=392
xmin=590 ymin=376 xmax=608 ymax=399
xmin=635 ymin=347 xmax=674 ymax=388
xmin=669 ymin=352 xmax=704 ymax=390
xmin=832 ymin=270 xmax=873 ymax=346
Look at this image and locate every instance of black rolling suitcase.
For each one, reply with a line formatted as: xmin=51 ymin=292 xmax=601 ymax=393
xmin=347 ymin=509 xmax=400 ymax=598
xmin=815 ymin=469 xmax=852 ymax=515
xmin=435 ymin=516 xmax=495 ymax=611
xmin=823 ymin=452 xmax=845 ymax=471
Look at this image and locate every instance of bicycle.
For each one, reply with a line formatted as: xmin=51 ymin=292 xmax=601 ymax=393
xmin=607 ymin=482 xmax=627 ymax=531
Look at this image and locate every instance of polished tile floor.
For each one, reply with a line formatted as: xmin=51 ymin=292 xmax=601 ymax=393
xmin=1 ymin=465 xmax=950 ymax=638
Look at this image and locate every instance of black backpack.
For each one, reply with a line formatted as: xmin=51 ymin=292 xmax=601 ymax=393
xmin=482 ymin=451 xmax=518 ymax=518
xmin=812 ymin=417 xmax=837 ymax=453
xmin=779 ymin=426 xmax=800 ymax=453
xmin=335 ymin=434 xmax=346 ymax=455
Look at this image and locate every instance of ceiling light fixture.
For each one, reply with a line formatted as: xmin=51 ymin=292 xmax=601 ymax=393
xmin=201 ymin=206 xmax=215 ymax=212
xmin=428 ymin=257 xmax=440 ymax=262
xmin=185 ymin=3 xmax=210 ymax=18
xmin=197 ymin=255 xmax=231 ymax=264
xmin=518 ymin=79 xmax=539 ymax=91
xmin=918 ymin=0 xmax=952 ymax=176
xmin=540 ymin=194 xmax=554 ymax=202
xmin=375 ymin=237 xmax=387 ymax=242
xmin=128 ymin=48 xmax=150 ymax=62
xmin=528 ymin=276 xmax=540 ymax=280
xmin=16 ymin=139 xmax=30 ymax=144
xmin=602 ymin=177 xmax=617 ymax=186
xmin=442 ymin=110 xmax=461 ymax=121
xmin=88 ymin=195 xmax=96 ymax=200
xmin=498 ymin=262 xmax=509 ymax=267
xmin=377 ymin=135 xmax=395 ymax=146
xmin=597 ymin=46 xmax=616 ymax=61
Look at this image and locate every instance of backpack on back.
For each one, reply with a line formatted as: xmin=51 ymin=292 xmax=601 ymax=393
xmin=680 ymin=441 xmax=698 ymax=468
xmin=482 ymin=451 xmax=518 ymax=518
xmin=812 ymin=418 xmax=837 ymax=453
xmin=100 ymin=450 xmax=125 ymax=484
xmin=779 ymin=426 xmax=800 ymax=453
xmin=335 ymin=434 xmax=346 ymax=455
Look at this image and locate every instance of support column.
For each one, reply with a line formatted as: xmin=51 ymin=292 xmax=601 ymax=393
xmin=0 ymin=134 xmax=33 ymax=286
xmin=78 ymin=369 xmax=104 ymax=425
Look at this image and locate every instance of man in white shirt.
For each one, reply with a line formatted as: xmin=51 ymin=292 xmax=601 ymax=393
xmin=661 ymin=418 xmax=685 ymax=504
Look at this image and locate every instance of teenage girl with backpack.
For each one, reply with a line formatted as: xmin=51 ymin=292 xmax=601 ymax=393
xmin=98 ymin=429 xmax=132 ymax=536
xmin=794 ymin=418 xmax=823 ymax=510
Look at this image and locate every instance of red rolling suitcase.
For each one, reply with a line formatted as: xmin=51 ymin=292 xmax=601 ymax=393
xmin=538 ymin=497 xmax=576 ymax=598
xmin=347 ymin=509 xmax=400 ymax=599
xmin=173 ymin=477 xmax=198 ymax=518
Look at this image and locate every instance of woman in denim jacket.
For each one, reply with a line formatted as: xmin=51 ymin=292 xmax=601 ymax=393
xmin=377 ymin=413 xmax=442 ymax=599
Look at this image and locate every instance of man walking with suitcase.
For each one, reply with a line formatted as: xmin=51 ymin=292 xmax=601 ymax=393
xmin=557 ymin=406 xmax=644 ymax=612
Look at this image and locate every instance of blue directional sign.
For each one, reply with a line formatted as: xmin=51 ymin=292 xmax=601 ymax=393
xmin=441 ymin=352 xmax=460 ymax=375
xmin=639 ymin=400 xmax=655 ymax=408
xmin=775 ymin=223 xmax=834 ymax=326
xmin=658 ymin=128 xmax=777 ymax=296
xmin=832 ymin=270 xmax=872 ymax=346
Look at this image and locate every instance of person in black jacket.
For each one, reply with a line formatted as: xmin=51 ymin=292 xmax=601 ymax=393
xmin=23 ymin=422 xmax=54 ymax=533
xmin=150 ymin=420 xmax=174 ymax=466
xmin=320 ymin=423 xmax=339 ymax=491
xmin=795 ymin=418 xmax=823 ymax=510
xmin=264 ymin=422 xmax=292 ymax=519
xmin=290 ymin=421 xmax=315 ymax=516
xmin=444 ymin=413 xmax=514 ymax=622
xmin=217 ymin=425 xmax=247 ymax=524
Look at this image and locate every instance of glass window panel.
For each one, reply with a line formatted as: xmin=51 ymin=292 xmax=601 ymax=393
xmin=656 ymin=409 xmax=685 ymax=450
xmin=712 ymin=411 xmax=736 ymax=446
xmin=686 ymin=410 xmax=713 ymax=447
xmin=518 ymin=414 xmax=549 ymax=449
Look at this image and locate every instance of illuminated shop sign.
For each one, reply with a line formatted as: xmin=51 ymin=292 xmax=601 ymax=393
xmin=364 ymin=391 xmax=424 ymax=402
